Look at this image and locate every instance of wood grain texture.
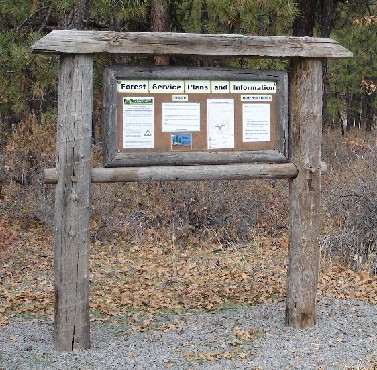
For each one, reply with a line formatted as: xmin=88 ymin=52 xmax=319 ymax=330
xmin=31 ymin=30 xmax=353 ymax=58
xmin=286 ymin=58 xmax=322 ymax=329
xmin=44 ymin=163 xmax=299 ymax=183
xmin=106 ymin=65 xmax=288 ymax=80
xmin=276 ymin=72 xmax=289 ymax=157
xmin=45 ymin=161 xmax=327 ymax=183
xmin=54 ymin=54 xmax=93 ymax=351
xmin=106 ymin=150 xmax=288 ymax=167
xmin=102 ymin=67 xmax=117 ymax=166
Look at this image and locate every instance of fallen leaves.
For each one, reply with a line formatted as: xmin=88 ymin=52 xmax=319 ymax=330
xmin=233 ymin=326 xmax=261 ymax=342
xmin=0 ymin=220 xmax=17 ymax=260
xmin=183 ymin=349 xmax=253 ymax=362
xmin=319 ymin=265 xmax=377 ymax=304
xmin=87 ymin=234 xmax=290 ymax=317
xmin=1 ymin=225 xmax=376 ymax=327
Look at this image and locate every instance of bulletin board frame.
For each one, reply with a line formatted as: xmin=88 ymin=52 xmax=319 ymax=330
xmin=103 ymin=66 xmax=288 ymax=167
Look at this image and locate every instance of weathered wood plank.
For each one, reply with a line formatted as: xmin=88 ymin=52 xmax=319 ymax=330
xmin=44 ymin=163 xmax=299 ymax=183
xmin=54 ymin=54 xmax=93 ymax=351
xmin=107 ymin=150 xmax=288 ymax=167
xmin=107 ymin=65 xmax=288 ymax=80
xmin=45 ymin=162 xmax=328 ymax=183
xmin=102 ymin=67 xmax=117 ymax=166
xmin=286 ymin=58 xmax=322 ymax=329
xmin=31 ymin=30 xmax=353 ymax=58
xmin=276 ymin=72 xmax=289 ymax=157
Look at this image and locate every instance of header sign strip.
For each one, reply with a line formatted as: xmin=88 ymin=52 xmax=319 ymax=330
xmin=117 ymin=80 xmax=277 ymax=94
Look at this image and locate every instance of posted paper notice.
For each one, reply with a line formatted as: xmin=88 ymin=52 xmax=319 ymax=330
xmin=242 ymin=103 xmax=270 ymax=142
xmin=123 ymin=97 xmax=154 ymax=149
xmin=207 ymin=99 xmax=235 ymax=149
xmin=162 ymin=103 xmax=200 ymax=132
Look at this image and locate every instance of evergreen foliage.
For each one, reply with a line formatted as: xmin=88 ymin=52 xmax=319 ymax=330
xmin=177 ymin=0 xmax=297 ymax=35
xmin=326 ymin=0 xmax=377 ymax=129
xmin=0 ymin=0 xmax=375 ymax=132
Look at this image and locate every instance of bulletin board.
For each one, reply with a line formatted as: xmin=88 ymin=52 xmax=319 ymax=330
xmin=103 ymin=66 xmax=288 ymax=167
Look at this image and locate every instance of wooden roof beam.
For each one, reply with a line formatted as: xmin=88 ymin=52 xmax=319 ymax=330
xmin=31 ymin=30 xmax=353 ymax=59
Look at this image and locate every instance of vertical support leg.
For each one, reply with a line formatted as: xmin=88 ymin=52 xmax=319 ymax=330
xmin=54 ymin=54 xmax=93 ymax=351
xmin=286 ymin=58 xmax=322 ymax=328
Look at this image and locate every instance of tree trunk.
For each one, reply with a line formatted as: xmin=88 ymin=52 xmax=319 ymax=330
xmin=320 ymin=0 xmax=334 ymax=37
xmin=72 ymin=0 xmax=89 ymax=29
xmin=201 ymin=0 xmax=209 ymax=34
xmin=363 ymin=93 xmax=373 ymax=132
xmin=293 ymin=0 xmax=335 ymax=37
xmin=292 ymin=0 xmax=318 ymax=36
xmin=151 ymin=0 xmax=170 ymax=65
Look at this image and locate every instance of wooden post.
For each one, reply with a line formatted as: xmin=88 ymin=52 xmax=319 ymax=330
xmin=286 ymin=58 xmax=322 ymax=328
xmin=54 ymin=54 xmax=93 ymax=351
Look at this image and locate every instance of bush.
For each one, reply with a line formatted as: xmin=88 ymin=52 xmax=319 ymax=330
xmin=321 ymin=129 xmax=377 ymax=273
xmin=0 ymin=114 xmax=55 ymax=228
xmin=90 ymin=179 xmax=288 ymax=248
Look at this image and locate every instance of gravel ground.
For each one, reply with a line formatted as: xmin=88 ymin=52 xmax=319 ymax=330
xmin=0 ymin=297 xmax=376 ymax=369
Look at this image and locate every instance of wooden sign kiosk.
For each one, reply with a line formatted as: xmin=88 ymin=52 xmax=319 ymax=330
xmin=31 ymin=31 xmax=352 ymax=352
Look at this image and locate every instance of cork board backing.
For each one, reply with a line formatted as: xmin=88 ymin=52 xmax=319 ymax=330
xmin=116 ymin=92 xmax=278 ymax=153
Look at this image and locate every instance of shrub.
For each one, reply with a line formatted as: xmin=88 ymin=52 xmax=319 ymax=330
xmin=0 ymin=114 xmax=55 ymax=228
xmin=321 ymin=129 xmax=377 ymax=273
xmin=91 ymin=179 xmax=288 ymax=248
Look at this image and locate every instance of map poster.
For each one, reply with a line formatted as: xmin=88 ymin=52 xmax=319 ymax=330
xmin=123 ymin=97 xmax=154 ymax=149
xmin=207 ymin=99 xmax=235 ymax=149
xmin=242 ymin=103 xmax=270 ymax=142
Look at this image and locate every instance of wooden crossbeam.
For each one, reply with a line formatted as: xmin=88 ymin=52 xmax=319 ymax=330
xmin=31 ymin=30 xmax=353 ymax=59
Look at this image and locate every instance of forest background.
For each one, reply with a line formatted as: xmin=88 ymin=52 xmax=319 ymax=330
xmin=0 ymin=0 xmax=376 ymax=322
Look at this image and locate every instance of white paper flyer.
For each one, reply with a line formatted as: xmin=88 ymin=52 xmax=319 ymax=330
xmin=242 ymin=103 xmax=270 ymax=142
xmin=123 ymin=97 xmax=154 ymax=149
xmin=162 ymin=103 xmax=200 ymax=132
